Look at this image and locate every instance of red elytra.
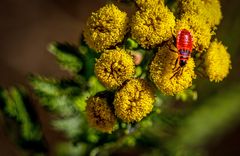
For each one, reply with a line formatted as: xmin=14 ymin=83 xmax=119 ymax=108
xmin=176 ymin=29 xmax=193 ymax=52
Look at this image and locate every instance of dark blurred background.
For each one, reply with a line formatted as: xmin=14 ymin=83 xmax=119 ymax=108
xmin=0 ymin=0 xmax=240 ymax=155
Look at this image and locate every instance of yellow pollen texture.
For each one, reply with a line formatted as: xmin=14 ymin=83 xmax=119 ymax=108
xmin=131 ymin=4 xmax=175 ymax=48
xmin=149 ymin=45 xmax=196 ymax=95
xmin=204 ymin=40 xmax=231 ymax=82
xmin=83 ymin=4 xmax=129 ymax=52
xmin=86 ymin=95 xmax=116 ymax=133
xmin=114 ymin=79 xmax=155 ymax=123
xmin=95 ymin=48 xmax=135 ymax=90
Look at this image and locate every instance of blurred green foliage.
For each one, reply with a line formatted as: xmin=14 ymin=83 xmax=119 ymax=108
xmin=0 ymin=87 xmax=45 ymax=154
xmin=48 ymin=43 xmax=83 ymax=73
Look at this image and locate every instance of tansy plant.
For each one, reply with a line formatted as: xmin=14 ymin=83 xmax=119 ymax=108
xmin=82 ymin=0 xmax=230 ymax=132
xmin=1 ymin=0 xmax=232 ymax=155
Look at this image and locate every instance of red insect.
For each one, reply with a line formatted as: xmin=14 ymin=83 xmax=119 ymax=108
xmin=171 ymin=29 xmax=193 ymax=79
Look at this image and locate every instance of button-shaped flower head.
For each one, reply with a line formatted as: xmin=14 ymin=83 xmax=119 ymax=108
xmin=131 ymin=4 xmax=175 ymax=48
xmin=204 ymin=40 xmax=231 ymax=82
xmin=83 ymin=4 xmax=129 ymax=52
xmin=178 ymin=0 xmax=222 ymax=27
xmin=95 ymin=48 xmax=135 ymax=90
xmin=114 ymin=79 xmax=155 ymax=123
xmin=86 ymin=92 xmax=116 ymax=133
xmin=149 ymin=44 xmax=196 ymax=95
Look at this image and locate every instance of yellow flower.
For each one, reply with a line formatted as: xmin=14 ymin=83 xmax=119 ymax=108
xmin=136 ymin=0 xmax=164 ymax=10
xmin=175 ymin=13 xmax=214 ymax=52
xmin=149 ymin=44 xmax=196 ymax=96
xmin=131 ymin=5 xmax=175 ymax=48
xmin=86 ymin=92 xmax=116 ymax=133
xmin=178 ymin=0 xmax=222 ymax=27
xmin=204 ymin=40 xmax=231 ymax=82
xmin=95 ymin=48 xmax=135 ymax=89
xmin=114 ymin=79 xmax=155 ymax=123
xmin=83 ymin=4 xmax=129 ymax=52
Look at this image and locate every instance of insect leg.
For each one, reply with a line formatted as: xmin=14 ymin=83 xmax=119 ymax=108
xmin=173 ymin=57 xmax=179 ymax=70
xmin=170 ymin=72 xmax=178 ymax=80
xmin=179 ymin=67 xmax=184 ymax=76
xmin=170 ymin=66 xmax=181 ymax=79
xmin=173 ymin=65 xmax=180 ymax=72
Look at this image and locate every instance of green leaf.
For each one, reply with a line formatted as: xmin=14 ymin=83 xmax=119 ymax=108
xmin=29 ymin=75 xmax=84 ymax=97
xmin=0 ymin=87 xmax=42 ymax=141
xmin=29 ymin=75 xmax=61 ymax=96
xmin=52 ymin=115 xmax=84 ymax=138
xmin=78 ymin=45 xmax=99 ymax=80
xmin=48 ymin=42 xmax=83 ymax=73
xmin=29 ymin=75 xmax=85 ymax=116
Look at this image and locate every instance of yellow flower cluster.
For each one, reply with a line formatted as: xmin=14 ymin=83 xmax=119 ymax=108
xmin=149 ymin=44 xmax=196 ymax=95
xmin=131 ymin=4 xmax=175 ymax=48
xmin=204 ymin=41 xmax=231 ymax=82
xmin=86 ymin=93 xmax=116 ymax=133
xmin=114 ymin=79 xmax=155 ymax=122
xmin=83 ymin=4 xmax=128 ymax=52
xmin=83 ymin=0 xmax=230 ymax=132
xmin=95 ymin=48 xmax=135 ymax=90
